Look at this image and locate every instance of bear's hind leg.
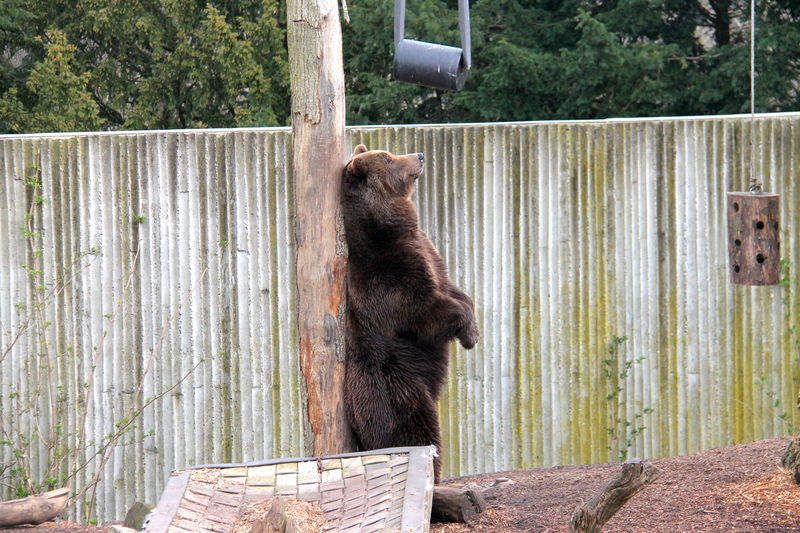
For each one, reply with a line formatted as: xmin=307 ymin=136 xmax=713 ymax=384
xmin=390 ymin=392 xmax=444 ymax=483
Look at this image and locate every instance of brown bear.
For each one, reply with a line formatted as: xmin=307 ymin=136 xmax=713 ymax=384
xmin=342 ymin=144 xmax=479 ymax=483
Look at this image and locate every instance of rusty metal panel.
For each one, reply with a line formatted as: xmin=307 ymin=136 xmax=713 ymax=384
xmin=1 ymin=114 xmax=800 ymax=523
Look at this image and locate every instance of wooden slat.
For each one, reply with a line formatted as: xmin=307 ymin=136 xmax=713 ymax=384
xmin=145 ymin=473 xmax=190 ymax=533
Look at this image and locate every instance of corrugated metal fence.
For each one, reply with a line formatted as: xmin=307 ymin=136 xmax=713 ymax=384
xmin=1 ymin=114 xmax=799 ymax=521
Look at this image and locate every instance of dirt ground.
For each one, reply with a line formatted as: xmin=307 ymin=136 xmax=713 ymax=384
xmin=433 ymin=436 xmax=799 ymax=533
xmin=2 ymin=437 xmax=797 ymax=533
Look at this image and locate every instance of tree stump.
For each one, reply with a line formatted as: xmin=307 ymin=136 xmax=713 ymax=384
xmin=781 ymin=436 xmax=800 ymax=483
xmin=124 ymin=501 xmax=154 ymax=529
xmin=569 ymin=460 xmax=661 ymax=533
xmin=249 ymin=497 xmax=303 ymax=533
xmin=431 ymin=486 xmax=487 ymax=523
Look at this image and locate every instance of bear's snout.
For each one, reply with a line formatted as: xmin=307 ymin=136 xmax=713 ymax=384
xmin=401 ymin=152 xmax=424 ymax=180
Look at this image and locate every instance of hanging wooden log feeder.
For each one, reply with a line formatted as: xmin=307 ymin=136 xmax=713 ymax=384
xmin=727 ymin=191 xmax=780 ymax=285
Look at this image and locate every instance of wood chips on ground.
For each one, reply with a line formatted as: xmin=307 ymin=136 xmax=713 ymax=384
xmin=178 ymin=468 xmax=326 ymax=533
xmin=232 ymin=498 xmax=326 ymax=533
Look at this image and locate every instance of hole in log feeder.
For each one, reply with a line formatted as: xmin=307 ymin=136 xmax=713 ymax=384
xmin=727 ymin=192 xmax=780 ymax=285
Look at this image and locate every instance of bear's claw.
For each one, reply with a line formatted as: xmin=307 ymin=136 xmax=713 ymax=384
xmin=459 ymin=322 xmax=479 ymax=349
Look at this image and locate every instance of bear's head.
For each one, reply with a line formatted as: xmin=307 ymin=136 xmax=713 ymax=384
xmin=343 ymin=144 xmax=425 ymax=202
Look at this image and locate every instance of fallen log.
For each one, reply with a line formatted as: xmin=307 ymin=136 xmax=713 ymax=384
xmin=430 ymin=486 xmax=486 ymax=523
xmin=0 ymin=487 xmax=70 ymax=528
xmin=569 ymin=460 xmax=661 ymax=533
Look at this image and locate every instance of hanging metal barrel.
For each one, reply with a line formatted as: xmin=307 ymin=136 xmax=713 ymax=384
xmin=392 ymin=0 xmax=471 ymax=91
xmin=727 ymin=191 xmax=780 ymax=285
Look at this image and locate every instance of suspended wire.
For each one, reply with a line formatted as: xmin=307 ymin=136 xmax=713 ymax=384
xmin=750 ymin=0 xmax=756 ymax=119
xmin=749 ymin=0 xmax=762 ymax=193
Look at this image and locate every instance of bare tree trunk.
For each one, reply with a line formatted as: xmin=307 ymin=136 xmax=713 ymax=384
xmin=287 ymin=0 xmax=354 ymax=456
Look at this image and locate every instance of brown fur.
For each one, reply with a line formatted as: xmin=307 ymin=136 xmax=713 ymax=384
xmin=342 ymin=144 xmax=479 ymax=482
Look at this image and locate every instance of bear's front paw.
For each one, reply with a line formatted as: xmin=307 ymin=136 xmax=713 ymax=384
xmin=458 ymin=320 xmax=479 ymax=349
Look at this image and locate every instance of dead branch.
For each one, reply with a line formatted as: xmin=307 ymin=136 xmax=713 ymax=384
xmin=569 ymin=459 xmax=661 ymax=533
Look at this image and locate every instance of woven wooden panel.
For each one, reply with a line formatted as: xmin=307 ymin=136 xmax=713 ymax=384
xmin=145 ymin=447 xmax=435 ymax=533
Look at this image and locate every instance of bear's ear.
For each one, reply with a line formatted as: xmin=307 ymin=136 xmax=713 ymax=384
xmin=353 ymin=144 xmax=368 ymax=156
xmin=344 ymin=155 xmax=365 ymax=182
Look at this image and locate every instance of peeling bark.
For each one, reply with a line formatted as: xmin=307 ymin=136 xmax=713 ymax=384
xmin=287 ymin=0 xmax=354 ymax=456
